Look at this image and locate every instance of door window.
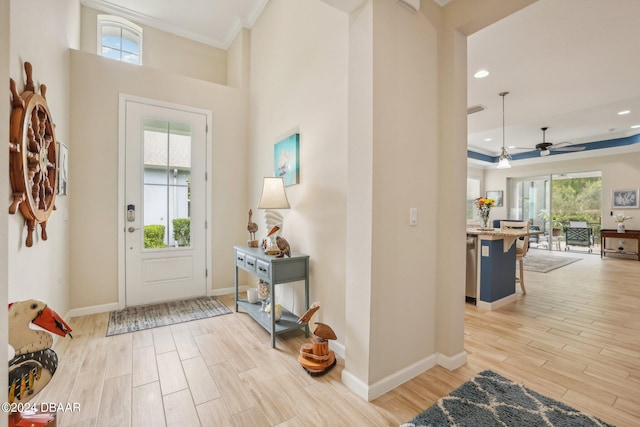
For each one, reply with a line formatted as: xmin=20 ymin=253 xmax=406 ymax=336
xmin=143 ymin=120 xmax=192 ymax=249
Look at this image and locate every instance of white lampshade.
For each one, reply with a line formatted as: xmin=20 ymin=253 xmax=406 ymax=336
xmin=497 ymin=155 xmax=511 ymax=169
xmin=258 ymin=177 xmax=290 ymax=209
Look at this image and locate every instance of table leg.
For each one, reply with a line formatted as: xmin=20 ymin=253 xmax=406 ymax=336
xmin=234 ymin=266 xmax=239 ymax=312
xmin=304 ymin=259 xmax=310 ymax=338
xmin=270 ymin=281 xmax=276 ymax=348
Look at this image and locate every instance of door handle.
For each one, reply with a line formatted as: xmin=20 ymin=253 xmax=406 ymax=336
xmin=127 ymin=226 xmax=140 ymax=233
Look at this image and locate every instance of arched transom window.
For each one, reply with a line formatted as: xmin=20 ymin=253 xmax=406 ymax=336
xmin=98 ymin=15 xmax=142 ymax=65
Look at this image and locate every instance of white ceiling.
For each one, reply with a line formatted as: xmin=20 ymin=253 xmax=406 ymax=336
xmin=81 ymin=0 xmax=269 ymax=49
xmin=467 ymin=0 xmax=640 ymax=161
xmin=82 ymin=0 xmax=640 ymax=164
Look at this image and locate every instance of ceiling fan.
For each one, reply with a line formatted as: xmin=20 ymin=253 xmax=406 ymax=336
xmin=533 ymin=127 xmax=586 ymax=157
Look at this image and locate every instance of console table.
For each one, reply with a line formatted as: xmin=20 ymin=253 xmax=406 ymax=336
xmin=600 ymin=229 xmax=640 ymax=261
xmin=234 ymin=246 xmax=310 ymax=348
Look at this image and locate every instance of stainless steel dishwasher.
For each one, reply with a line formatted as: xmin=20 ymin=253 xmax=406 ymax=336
xmin=466 ymin=235 xmax=477 ymax=303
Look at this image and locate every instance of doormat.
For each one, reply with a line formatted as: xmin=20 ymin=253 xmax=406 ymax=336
xmin=401 ymin=370 xmax=612 ymax=427
xmin=523 ymin=251 xmax=581 ymax=273
xmin=106 ymin=296 xmax=232 ymax=336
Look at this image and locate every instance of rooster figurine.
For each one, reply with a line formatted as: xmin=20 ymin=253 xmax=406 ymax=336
xmin=8 ymin=300 xmax=73 ymax=404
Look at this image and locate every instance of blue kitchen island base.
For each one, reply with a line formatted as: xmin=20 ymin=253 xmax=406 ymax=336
xmin=466 ymin=228 xmax=524 ymax=311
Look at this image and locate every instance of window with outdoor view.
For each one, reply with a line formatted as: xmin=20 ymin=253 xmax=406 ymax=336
xmin=98 ymin=15 xmax=142 ymax=65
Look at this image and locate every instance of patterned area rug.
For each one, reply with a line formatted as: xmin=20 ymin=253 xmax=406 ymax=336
xmin=523 ymin=251 xmax=581 ymax=273
xmin=401 ymin=370 xmax=612 ymax=427
xmin=106 ymin=296 xmax=232 ymax=336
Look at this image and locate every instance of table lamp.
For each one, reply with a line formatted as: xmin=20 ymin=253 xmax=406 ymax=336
xmin=258 ymin=177 xmax=290 ymax=254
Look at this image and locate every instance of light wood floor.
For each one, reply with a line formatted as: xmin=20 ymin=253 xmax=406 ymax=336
xmin=35 ymin=251 xmax=640 ymax=426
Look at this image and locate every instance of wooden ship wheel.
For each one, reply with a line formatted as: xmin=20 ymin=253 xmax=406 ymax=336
xmin=8 ymin=62 xmax=58 ymax=247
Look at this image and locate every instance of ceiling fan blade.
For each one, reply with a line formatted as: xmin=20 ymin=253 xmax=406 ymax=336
xmin=550 ymin=145 xmax=585 ymax=152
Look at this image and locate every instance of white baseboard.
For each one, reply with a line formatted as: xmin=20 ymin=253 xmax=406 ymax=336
xmin=66 ymin=302 xmax=120 ymax=318
xmin=68 ymin=291 xmax=237 ymax=319
xmin=209 ymin=286 xmax=240 ymax=296
xmin=342 ymin=351 xmax=468 ymax=401
xmin=476 ymin=293 xmax=517 ymax=311
xmin=330 ymin=340 xmax=346 ymax=360
xmin=343 ymin=353 xmax=438 ymax=401
xmin=437 ymin=350 xmax=468 ymax=370
xmin=341 ymin=369 xmax=370 ymax=400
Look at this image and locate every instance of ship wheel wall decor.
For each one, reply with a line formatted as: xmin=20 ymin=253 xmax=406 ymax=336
xmin=9 ymin=62 xmax=58 ymax=247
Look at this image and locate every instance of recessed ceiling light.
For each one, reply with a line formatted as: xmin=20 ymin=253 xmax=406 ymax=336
xmin=618 ymin=110 xmax=631 ymax=115
xmin=484 ymin=138 xmax=492 ymax=142
xmin=474 ymin=70 xmax=490 ymax=79
xmin=631 ymin=124 xmax=640 ymax=129
xmin=507 ymin=145 xmax=516 ymax=149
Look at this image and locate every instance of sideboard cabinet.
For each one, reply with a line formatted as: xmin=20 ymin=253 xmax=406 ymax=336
xmin=600 ymin=229 xmax=640 ymax=261
xmin=234 ymin=246 xmax=310 ymax=348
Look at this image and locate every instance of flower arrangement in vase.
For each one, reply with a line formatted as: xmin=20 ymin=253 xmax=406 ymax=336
xmin=614 ymin=213 xmax=632 ymax=233
xmin=475 ymin=197 xmax=496 ymax=229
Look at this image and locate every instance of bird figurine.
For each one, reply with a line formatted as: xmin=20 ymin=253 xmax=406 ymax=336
xmin=247 ymin=209 xmax=259 ymax=247
xmin=8 ymin=300 xmax=73 ymax=405
xmin=265 ymin=225 xmax=282 ymax=255
xmin=266 ymin=225 xmax=280 ymax=237
xmin=296 ymin=302 xmax=337 ymax=376
xmin=275 ymin=236 xmax=290 ymax=258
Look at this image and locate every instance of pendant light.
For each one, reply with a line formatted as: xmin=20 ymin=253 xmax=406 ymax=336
xmin=497 ymin=91 xmax=512 ymax=169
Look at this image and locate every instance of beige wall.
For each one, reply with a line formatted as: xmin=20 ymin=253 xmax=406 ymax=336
xmin=80 ymin=6 xmax=228 ymax=85
xmin=368 ymin=0 xmax=440 ymax=382
xmin=345 ymin=0 xmax=374 ymax=389
xmin=8 ymin=0 xmax=80 ymax=317
xmin=68 ymin=50 xmax=248 ymax=308
xmin=247 ymin=0 xmax=538 ymax=400
xmin=247 ymin=0 xmax=349 ymax=342
xmin=227 ymin=29 xmax=250 ymax=90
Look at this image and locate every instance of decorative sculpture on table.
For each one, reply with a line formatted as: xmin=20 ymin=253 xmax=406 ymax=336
xmin=266 ymin=225 xmax=291 ymax=257
xmin=9 ymin=62 xmax=59 ymax=247
xmin=247 ymin=209 xmax=259 ymax=247
xmin=276 ymin=236 xmax=291 ymax=258
xmin=9 ymin=300 xmax=73 ymax=400
xmin=296 ymin=302 xmax=337 ymax=376
xmin=8 ymin=299 xmax=73 ymax=426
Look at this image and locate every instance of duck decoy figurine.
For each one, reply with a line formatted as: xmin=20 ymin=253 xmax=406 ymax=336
xmin=8 ymin=299 xmax=73 ymax=404
xmin=247 ymin=209 xmax=259 ymax=247
xmin=296 ymin=302 xmax=336 ymax=376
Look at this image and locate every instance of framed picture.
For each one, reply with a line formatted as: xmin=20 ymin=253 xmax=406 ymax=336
xmin=612 ymin=188 xmax=639 ymax=208
xmin=486 ymin=190 xmax=503 ymax=207
xmin=274 ymin=133 xmax=299 ymax=186
xmin=58 ymin=142 xmax=69 ymax=196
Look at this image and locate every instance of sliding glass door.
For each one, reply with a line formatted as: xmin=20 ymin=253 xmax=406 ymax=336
xmin=507 ymin=175 xmax=550 ymax=229
xmin=508 ymin=172 xmax=602 ymax=252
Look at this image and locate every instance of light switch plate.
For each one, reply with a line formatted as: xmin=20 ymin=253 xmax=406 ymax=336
xmin=481 ymin=246 xmax=489 ymax=257
xmin=409 ymin=208 xmax=418 ymax=226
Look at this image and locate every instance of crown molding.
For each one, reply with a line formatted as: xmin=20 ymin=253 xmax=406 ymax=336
xmin=82 ymin=0 xmax=269 ymax=50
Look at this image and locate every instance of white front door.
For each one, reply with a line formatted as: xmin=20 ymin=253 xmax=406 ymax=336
xmin=123 ymin=98 xmax=208 ymax=306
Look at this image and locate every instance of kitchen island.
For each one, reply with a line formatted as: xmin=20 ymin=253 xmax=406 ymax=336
xmin=466 ymin=228 xmax=533 ymax=310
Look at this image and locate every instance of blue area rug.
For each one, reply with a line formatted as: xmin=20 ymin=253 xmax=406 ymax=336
xmin=106 ymin=296 xmax=232 ymax=336
xmin=401 ymin=370 xmax=613 ymax=427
